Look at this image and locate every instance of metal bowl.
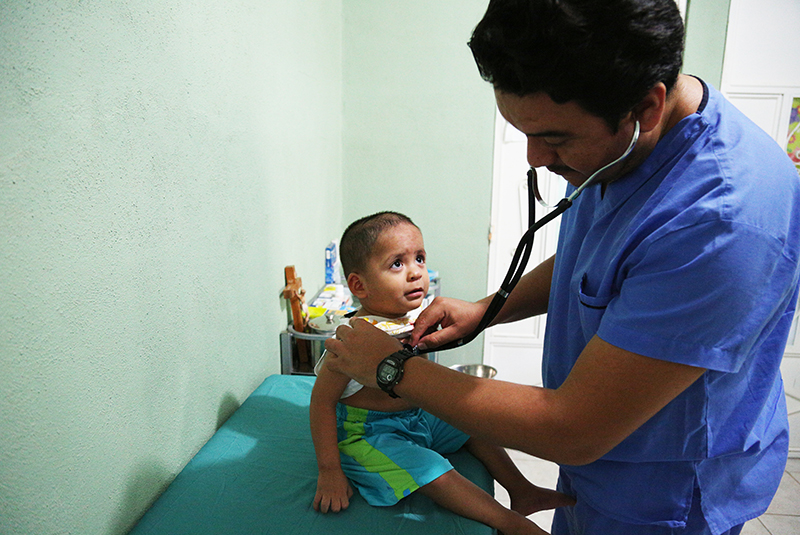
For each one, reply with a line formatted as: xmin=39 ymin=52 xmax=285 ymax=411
xmin=308 ymin=313 xmax=346 ymax=334
xmin=449 ymin=364 xmax=497 ymax=379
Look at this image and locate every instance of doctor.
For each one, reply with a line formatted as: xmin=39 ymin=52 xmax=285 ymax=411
xmin=324 ymin=0 xmax=800 ymax=533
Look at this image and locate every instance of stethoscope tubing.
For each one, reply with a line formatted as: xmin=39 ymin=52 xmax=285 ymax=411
xmin=416 ymin=120 xmax=640 ymax=355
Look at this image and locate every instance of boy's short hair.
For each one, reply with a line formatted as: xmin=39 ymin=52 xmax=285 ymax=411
xmin=340 ymin=211 xmax=418 ymax=276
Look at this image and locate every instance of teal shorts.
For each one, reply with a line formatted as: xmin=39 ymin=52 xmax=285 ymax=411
xmin=336 ymin=404 xmax=471 ymax=506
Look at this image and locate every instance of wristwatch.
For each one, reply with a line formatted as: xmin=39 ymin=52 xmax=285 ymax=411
xmin=376 ymin=347 xmax=417 ymax=398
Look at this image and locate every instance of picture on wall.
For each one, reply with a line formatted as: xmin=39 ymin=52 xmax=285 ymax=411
xmin=787 ymin=97 xmax=800 ymax=175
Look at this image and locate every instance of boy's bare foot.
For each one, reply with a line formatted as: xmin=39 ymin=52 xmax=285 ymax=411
xmin=510 ymin=485 xmax=575 ymax=517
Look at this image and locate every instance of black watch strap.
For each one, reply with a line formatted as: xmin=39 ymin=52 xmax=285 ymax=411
xmin=376 ymin=347 xmax=417 ymax=398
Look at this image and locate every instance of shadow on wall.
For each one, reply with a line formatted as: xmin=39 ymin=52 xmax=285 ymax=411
xmin=111 ymin=392 xmax=242 ymax=534
xmin=217 ymin=392 xmax=241 ymax=430
xmin=111 ymin=459 xmax=172 ymax=535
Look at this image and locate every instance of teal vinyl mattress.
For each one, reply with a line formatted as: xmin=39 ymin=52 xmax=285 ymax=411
xmin=131 ymin=374 xmax=495 ymax=535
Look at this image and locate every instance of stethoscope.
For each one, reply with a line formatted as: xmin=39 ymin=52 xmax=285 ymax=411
xmin=414 ymin=120 xmax=641 ymax=354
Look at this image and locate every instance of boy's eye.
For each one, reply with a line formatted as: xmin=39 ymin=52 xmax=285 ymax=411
xmin=416 ymin=255 xmax=425 ymax=264
xmin=392 ymin=260 xmax=402 ymax=268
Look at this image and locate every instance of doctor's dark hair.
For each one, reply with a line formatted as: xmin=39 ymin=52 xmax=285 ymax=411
xmin=469 ymin=0 xmax=685 ymax=130
xmin=339 ymin=211 xmax=419 ymax=276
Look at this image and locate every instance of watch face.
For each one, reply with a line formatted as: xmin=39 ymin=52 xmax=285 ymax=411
xmin=379 ymin=363 xmax=398 ymax=383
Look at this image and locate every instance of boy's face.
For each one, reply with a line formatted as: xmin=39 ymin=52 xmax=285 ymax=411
xmin=352 ymin=223 xmax=430 ymax=318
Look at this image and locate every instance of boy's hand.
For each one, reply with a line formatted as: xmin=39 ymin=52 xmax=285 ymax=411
xmin=313 ymin=468 xmax=354 ymax=513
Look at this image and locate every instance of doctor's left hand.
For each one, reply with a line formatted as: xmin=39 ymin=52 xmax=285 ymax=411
xmin=324 ymin=318 xmax=403 ymax=388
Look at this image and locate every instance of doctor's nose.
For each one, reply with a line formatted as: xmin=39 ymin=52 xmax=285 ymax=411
xmin=527 ymin=138 xmax=558 ymax=168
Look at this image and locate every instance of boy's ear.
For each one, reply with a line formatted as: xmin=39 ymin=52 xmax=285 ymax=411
xmin=347 ymin=272 xmax=368 ymax=299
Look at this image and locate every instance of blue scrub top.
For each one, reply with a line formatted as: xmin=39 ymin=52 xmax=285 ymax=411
xmin=544 ymin=81 xmax=800 ymax=533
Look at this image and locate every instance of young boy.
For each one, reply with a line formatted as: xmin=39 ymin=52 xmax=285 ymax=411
xmin=310 ymin=211 xmax=573 ymax=535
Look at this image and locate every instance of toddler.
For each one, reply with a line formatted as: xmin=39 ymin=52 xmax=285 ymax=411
xmin=310 ymin=211 xmax=573 ymax=535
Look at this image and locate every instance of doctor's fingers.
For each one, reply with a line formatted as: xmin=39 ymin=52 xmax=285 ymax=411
xmin=323 ymin=335 xmax=343 ymax=356
xmin=411 ymin=297 xmax=481 ymax=347
xmin=342 ymin=320 xmax=404 ymax=358
xmin=408 ymin=300 xmax=451 ymax=345
xmin=415 ymin=322 xmax=469 ymax=351
xmin=324 ymin=321 xmax=373 ymax=355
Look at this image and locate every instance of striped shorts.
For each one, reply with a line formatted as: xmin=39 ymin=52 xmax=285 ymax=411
xmin=336 ymin=404 xmax=471 ymax=506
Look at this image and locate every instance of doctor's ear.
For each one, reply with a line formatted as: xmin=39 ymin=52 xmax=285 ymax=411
xmin=632 ymin=82 xmax=667 ymax=133
xmin=347 ymin=272 xmax=368 ymax=299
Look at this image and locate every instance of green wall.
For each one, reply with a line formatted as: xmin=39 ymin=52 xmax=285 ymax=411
xmin=342 ymin=0 xmax=496 ymax=367
xmin=684 ymin=0 xmax=732 ymax=87
xmin=1 ymin=1 xmax=342 ymax=533
xmin=0 ymin=0 xmax=495 ymax=532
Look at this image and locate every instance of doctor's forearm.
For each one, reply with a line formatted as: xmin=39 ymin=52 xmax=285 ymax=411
xmin=394 ymin=356 xmax=596 ymax=465
xmin=395 ymin=336 xmax=707 ymax=466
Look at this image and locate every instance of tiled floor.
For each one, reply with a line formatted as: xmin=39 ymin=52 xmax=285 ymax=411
xmin=495 ymin=394 xmax=800 ymax=534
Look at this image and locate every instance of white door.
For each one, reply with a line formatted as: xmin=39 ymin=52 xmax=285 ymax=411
xmin=483 ymin=112 xmax=564 ymax=386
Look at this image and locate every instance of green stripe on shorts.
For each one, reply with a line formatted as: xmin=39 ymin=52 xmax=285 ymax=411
xmin=338 ymin=405 xmax=419 ymax=501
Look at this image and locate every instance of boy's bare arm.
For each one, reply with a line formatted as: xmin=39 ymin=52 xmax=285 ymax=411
xmin=309 ymin=359 xmax=355 ymax=513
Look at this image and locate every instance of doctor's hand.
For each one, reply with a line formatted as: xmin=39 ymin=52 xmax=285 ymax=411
xmin=324 ymin=319 xmax=403 ymax=388
xmin=408 ymin=296 xmax=490 ymax=350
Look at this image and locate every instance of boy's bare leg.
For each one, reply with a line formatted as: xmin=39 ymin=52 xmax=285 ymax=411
xmin=418 ymin=469 xmax=548 ymax=535
xmin=465 ymin=438 xmax=575 ymax=516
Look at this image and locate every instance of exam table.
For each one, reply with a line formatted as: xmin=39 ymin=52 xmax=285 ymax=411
xmin=130 ymin=375 xmax=495 ymax=534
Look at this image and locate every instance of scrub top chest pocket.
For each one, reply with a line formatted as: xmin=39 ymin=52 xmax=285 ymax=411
xmin=575 ymin=272 xmax=617 ymax=344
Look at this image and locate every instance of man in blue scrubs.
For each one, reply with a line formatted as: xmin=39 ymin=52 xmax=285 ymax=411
xmin=324 ymin=0 xmax=800 ymax=533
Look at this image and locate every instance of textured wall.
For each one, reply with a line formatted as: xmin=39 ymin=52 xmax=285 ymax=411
xmin=342 ymin=0 xmax=497 ymax=367
xmin=0 ymin=1 xmax=341 ymax=533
